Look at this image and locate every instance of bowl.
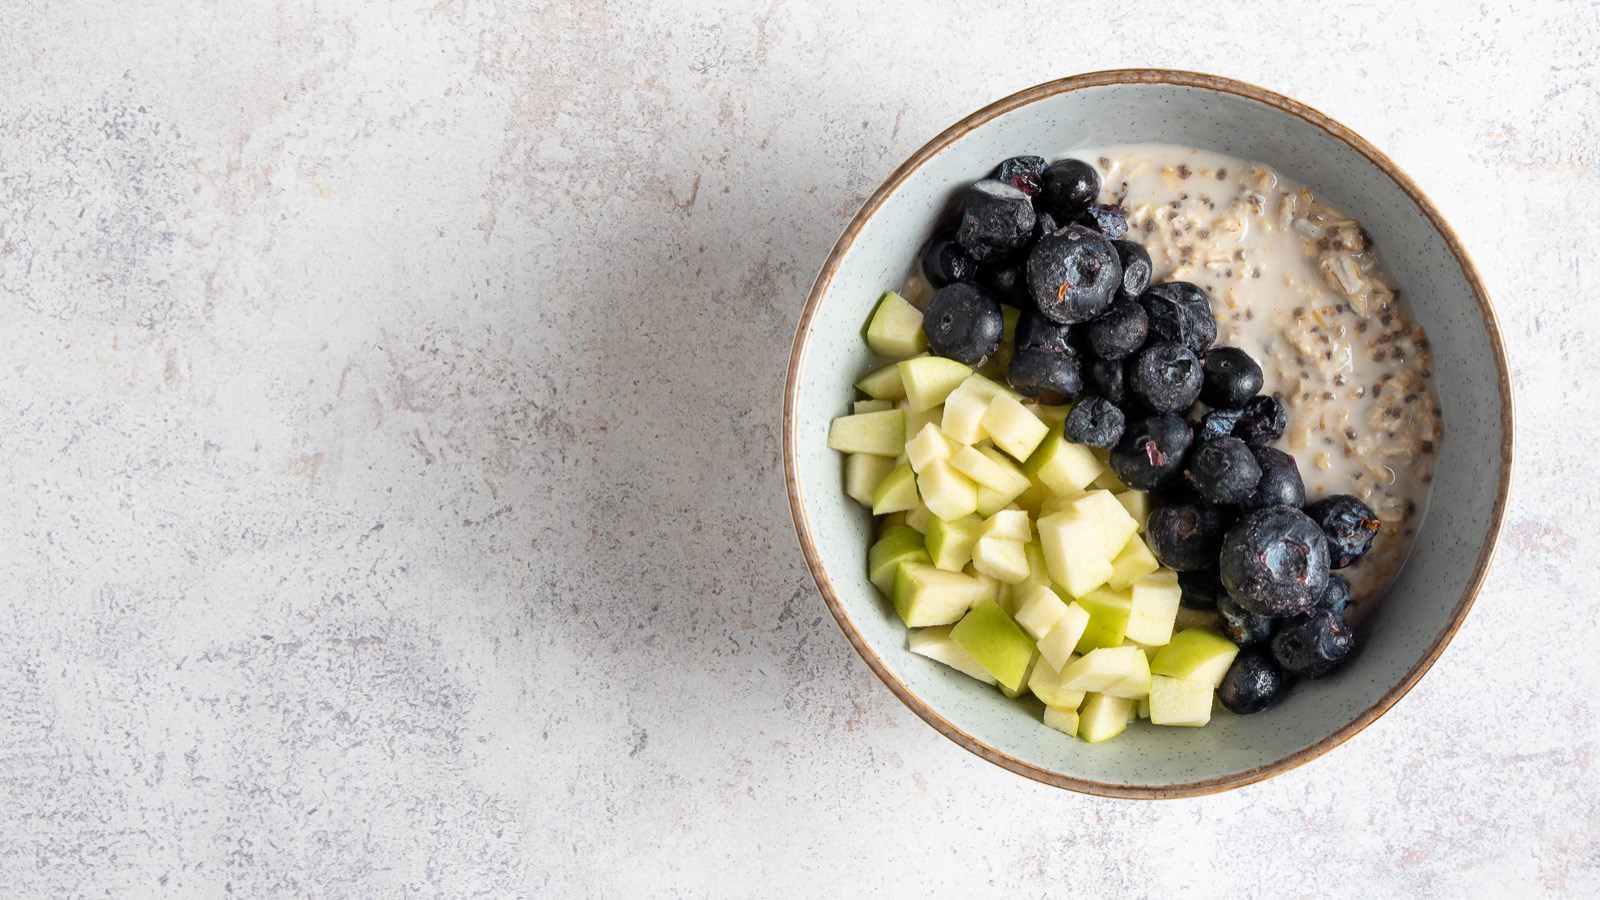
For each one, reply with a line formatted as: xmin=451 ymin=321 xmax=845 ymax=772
xmin=782 ymin=70 xmax=1512 ymax=797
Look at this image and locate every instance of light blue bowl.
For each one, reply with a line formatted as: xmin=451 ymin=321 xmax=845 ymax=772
xmin=783 ymin=70 xmax=1512 ymax=797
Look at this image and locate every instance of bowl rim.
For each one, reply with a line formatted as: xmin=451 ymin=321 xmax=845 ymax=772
xmin=782 ymin=68 xmax=1513 ymax=798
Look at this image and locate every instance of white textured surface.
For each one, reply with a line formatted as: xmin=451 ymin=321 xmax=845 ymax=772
xmin=0 ymin=2 xmax=1592 ymax=896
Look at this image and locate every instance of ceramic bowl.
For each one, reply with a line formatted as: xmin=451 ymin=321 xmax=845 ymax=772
xmin=782 ymin=70 xmax=1512 ymax=797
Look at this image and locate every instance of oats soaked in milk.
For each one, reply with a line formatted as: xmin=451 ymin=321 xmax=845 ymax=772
xmin=1081 ymin=143 xmax=1442 ymax=613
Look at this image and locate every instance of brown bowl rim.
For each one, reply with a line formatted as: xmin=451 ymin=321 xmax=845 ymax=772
xmin=781 ymin=68 xmax=1513 ymax=799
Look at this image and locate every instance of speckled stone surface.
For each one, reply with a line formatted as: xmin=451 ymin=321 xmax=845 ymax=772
xmin=0 ymin=2 xmax=1592 ymax=896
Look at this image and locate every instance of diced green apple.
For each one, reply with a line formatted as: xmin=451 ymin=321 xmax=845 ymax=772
xmin=980 ymin=509 xmax=1032 ymax=542
xmin=865 ymin=291 xmax=927 ymax=359
xmin=1036 ymin=601 xmax=1092 ymax=671
xmin=1115 ymin=490 xmax=1150 ymax=530
xmin=828 ymin=409 xmax=906 ymax=457
xmin=1074 ymin=587 xmax=1133 ymax=652
xmin=1036 ymin=509 xmax=1114 ymax=598
xmin=1150 ymin=627 xmax=1240 ymax=688
xmin=1012 ymin=583 xmax=1068 ymax=640
xmin=1089 ymin=465 xmax=1127 ymax=492
xmin=1064 ymin=490 xmax=1140 ymax=558
xmin=941 ymin=374 xmax=1008 ymax=444
xmin=971 ymin=536 xmax=1030 ymax=584
xmin=1077 ymin=693 xmax=1134 ymax=743
xmin=907 ymin=625 xmax=995 ymax=685
xmin=1029 ymin=402 xmax=1071 ymax=427
xmin=950 ymin=445 xmax=1028 ymax=493
xmin=1125 ymin=572 xmax=1183 ymax=646
xmin=999 ymin=650 xmax=1039 ymax=699
xmin=1060 ymin=646 xmax=1148 ymax=694
xmin=1042 ymin=705 xmax=1080 ymax=737
xmin=1027 ymin=655 xmax=1087 ymax=710
xmin=893 ymin=562 xmax=991 ymax=627
xmin=1106 ymin=534 xmax=1161 ymax=590
xmin=845 ymin=453 xmax=895 ymax=507
xmin=870 ymin=462 xmax=919 ymax=515
xmin=980 ymin=393 xmax=1050 ymax=461
xmin=867 ymin=525 xmax=927 ymax=595
xmin=854 ymin=399 xmax=894 ymax=413
xmin=1148 ymin=675 xmax=1214 ymax=727
xmin=899 ymin=356 xmax=973 ymax=412
xmin=900 ymin=399 xmax=942 ymax=436
xmin=963 ymin=563 xmax=1003 ymax=607
xmin=1104 ymin=647 xmax=1153 ymax=699
xmin=1024 ymin=421 xmax=1106 ymax=495
xmin=925 ymin=514 xmax=983 ymax=572
xmin=950 ymin=601 xmax=1036 ymax=693
xmin=1138 ymin=697 xmax=1151 ymax=719
xmin=855 ymin=361 xmax=906 ymax=400
xmin=916 ymin=460 xmax=979 ymax=520
xmin=1018 ymin=540 xmax=1051 ymax=590
xmin=905 ymin=423 xmax=960 ymax=473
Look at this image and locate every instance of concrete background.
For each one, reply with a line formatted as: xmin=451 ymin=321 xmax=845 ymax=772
xmin=0 ymin=1 xmax=1593 ymax=896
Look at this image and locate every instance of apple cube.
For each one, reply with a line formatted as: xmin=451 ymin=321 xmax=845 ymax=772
xmin=905 ymin=423 xmax=960 ymax=473
xmin=981 ymin=393 xmax=1049 ymax=461
xmin=1138 ymin=697 xmax=1151 ymax=720
xmin=898 ymin=356 xmax=973 ymax=412
xmin=1064 ymin=490 xmax=1140 ymax=558
xmin=1125 ymin=572 xmax=1183 ymax=646
xmin=941 ymin=374 xmax=1007 ymax=444
xmin=844 ymin=453 xmax=894 ymax=507
xmin=950 ymin=601 xmax=1036 ymax=693
xmin=1150 ymin=627 xmax=1240 ymax=688
xmin=1115 ymin=490 xmax=1150 ymax=529
xmin=1148 ymin=675 xmax=1214 ymax=727
xmin=1036 ymin=509 xmax=1114 ymax=598
xmin=925 ymin=514 xmax=982 ymax=572
xmin=1018 ymin=540 xmax=1051 ymax=590
xmin=1012 ymin=583 xmax=1068 ymax=640
xmin=971 ymin=536 xmax=1030 ymax=584
xmin=1090 ymin=465 xmax=1127 ymax=492
xmin=1023 ymin=421 xmax=1105 ymax=495
xmin=827 ymin=409 xmax=906 ymax=457
xmin=1106 ymin=534 xmax=1161 ymax=590
xmin=854 ymin=399 xmax=894 ymax=413
xmin=905 ymin=501 xmax=932 ymax=533
xmin=949 ymin=445 xmax=1030 ymax=496
xmin=1028 ymin=402 xmax=1071 ymax=427
xmin=893 ymin=563 xmax=991 ymax=627
xmin=907 ymin=625 xmax=996 ymax=685
xmin=1075 ymin=587 xmax=1133 ymax=652
xmin=963 ymin=564 xmax=1003 ymax=607
xmin=1105 ymin=647 xmax=1153 ymax=699
xmin=999 ymin=650 xmax=1039 ymax=699
xmin=1042 ymin=705 xmax=1080 ymax=738
xmin=917 ymin=460 xmax=979 ymax=520
xmin=867 ymin=525 xmax=927 ymax=595
xmin=870 ymin=462 xmax=919 ymax=515
xmin=1035 ymin=601 xmax=1091 ymax=671
xmin=900 ymin=399 xmax=943 ymax=437
xmin=854 ymin=361 xmax=906 ymax=400
xmin=865 ymin=290 xmax=927 ymax=359
xmin=1060 ymin=646 xmax=1148 ymax=694
xmin=995 ymin=580 xmax=1017 ymax=616
xmin=1077 ymin=693 xmax=1134 ymax=743
xmin=979 ymin=509 xmax=1032 ymax=542
xmin=1028 ymin=655 xmax=1087 ymax=710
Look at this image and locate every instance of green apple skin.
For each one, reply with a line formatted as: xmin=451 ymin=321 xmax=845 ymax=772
xmin=867 ymin=526 xmax=928 ymax=595
xmin=950 ymin=600 xmax=1036 ymax=693
xmin=1150 ymin=627 xmax=1240 ymax=688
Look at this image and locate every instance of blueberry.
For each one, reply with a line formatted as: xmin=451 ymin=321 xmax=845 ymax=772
xmin=1196 ymin=407 xmax=1244 ymax=443
xmin=1064 ymin=395 xmax=1124 ymax=448
xmin=1217 ymin=594 xmax=1277 ymax=646
xmin=1008 ymin=346 xmax=1083 ymax=405
xmin=1178 ymin=567 xmax=1225 ymax=609
xmin=923 ymin=282 xmax=1004 ymax=366
xmin=1303 ymin=494 xmax=1382 ymax=568
xmin=1033 ymin=211 xmax=1061 ymax=242
xmin=1086 ymin=357 xmax=1129 ymax=407
xmin=1218 ymin=648 xmax=1289 ymax=714
xmin=1317 ymin=573 xmax=1351 ymax=617
xmin=1027 ymin=225 xmax=1123 ymax=324
xmin=1039 ymin=158 xmax=1099 ymax=219
xmin=1015 ymin=307 xmax=1071 ymax=353
xmin=921 ymin=232 xmax=977 ymax=288
xmin=955 ymin=179 xmax=1037 ymax=263
xmin=1200 ymin=347 xmax=1264 ymax=408
xmin=1129 ymin=342 xmax=1203 ymax=413
xmin=1234 ymin=395 xmax=1288 ymax=446
xmin=1111 ymin=239 xmax=1152 ymax=301
xmin=979 ymin=261 xmax=1030 ymax=307
xmin=1139 ymin=282 xmax=1217 ymax=355
xmin=1075 ymin=203 xmax=1129 ymax=239
xmin=1146 ymin=500 xmax=1230 ymax=571
xmin=1219 ymin=507 xmax=1331 ymax=616
xmin=1243 ymin=446 xmax=1305 ymax=510
xmin=1083 ymin=298 xmax=1148 ymax=360
xmin=994 ymin=155 xmax=1048 ymax=197
xmin=1270 ymin=609 xmax=1354 ymax=678
xmin=1185 ymin=436 xmax=1263 ymax=505
xmin=1109 ymin=413 xmax=1192 ymax=490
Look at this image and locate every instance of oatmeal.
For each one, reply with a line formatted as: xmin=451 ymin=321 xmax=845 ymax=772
xmin=1078 ymin=144 xmax=1440 ymax=613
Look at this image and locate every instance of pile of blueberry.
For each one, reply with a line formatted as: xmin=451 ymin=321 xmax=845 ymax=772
xmin=920 ymin=155 xmax=1385 ymax=716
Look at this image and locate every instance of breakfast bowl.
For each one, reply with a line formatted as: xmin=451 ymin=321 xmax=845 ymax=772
xmin=782 ymin=70 xmax=1512 ymax=797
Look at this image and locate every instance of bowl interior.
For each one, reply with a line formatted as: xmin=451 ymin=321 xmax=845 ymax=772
xmin=788 ymin=75 xmax=1508 ymax=793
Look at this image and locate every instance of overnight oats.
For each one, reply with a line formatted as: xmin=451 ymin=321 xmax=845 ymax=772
xmin=826 ymin=146 xmax=1442 ymax=741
